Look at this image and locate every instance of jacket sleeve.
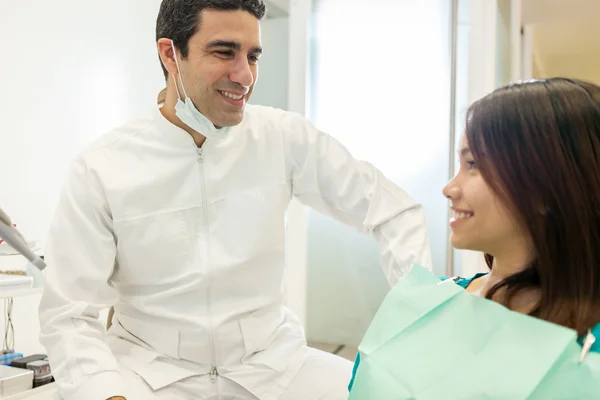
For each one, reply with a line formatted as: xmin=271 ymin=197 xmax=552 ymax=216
xmin=282 ymin=112 xmax=432 ymax=285
xmin=38 ymin=157 xmax=124 ymax=400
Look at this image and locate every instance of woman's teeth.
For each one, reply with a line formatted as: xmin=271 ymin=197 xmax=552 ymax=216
xmin=453 ymin=210 xmax=473 ymax=220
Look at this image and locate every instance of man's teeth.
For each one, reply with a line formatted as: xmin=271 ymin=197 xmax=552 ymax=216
xmin=221 ymin=91 xmax=243 ymax=100
xmin=453 ymin=210 xmax=473 ymax=219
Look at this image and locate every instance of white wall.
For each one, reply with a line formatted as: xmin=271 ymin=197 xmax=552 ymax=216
xmin=0 ymin=0 xmax=164 ymax=356
xmin=0 ymin=0 xmax=164 ymax=247
xmin=521 ymin=25 xmax=534 ymax=80
xmin=305 ymin=0 xmax=454 ymax=346
xmin=496 ymin=0 xmax=513 ymax=87
xmin=250 ymin=18 xmax=289 ymax=110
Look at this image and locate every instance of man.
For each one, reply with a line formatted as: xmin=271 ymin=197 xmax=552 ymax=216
xmin=38 ymin=1 xmax=431 ymax=399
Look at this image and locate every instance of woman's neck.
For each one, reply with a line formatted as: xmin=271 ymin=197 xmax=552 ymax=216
xmin=488 ymin=246 xmax=533 ymax=280
xmin=477 ymin=248 xmax=540 ymax=313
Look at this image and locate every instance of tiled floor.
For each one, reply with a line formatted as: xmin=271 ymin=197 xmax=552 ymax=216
xmin=308 ymin=342 xmax=358 ymax=361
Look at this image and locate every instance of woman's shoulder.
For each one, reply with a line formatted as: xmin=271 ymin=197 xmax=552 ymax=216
xmin=441 ymin=273 xmax=600 ymax=353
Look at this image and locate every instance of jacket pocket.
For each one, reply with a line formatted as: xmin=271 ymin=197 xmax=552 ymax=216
xmin=239 ymin=306 xmax=298 ymax=372
xmin=114 ymin=209 xmax=194 ymax=285
xmin=112 ymin=315 xmax=204 ymax=391
xmin=118 ymin=343 xmax=201 ymax=391
xmin=117 ymin=313 xmax=180 ymax=360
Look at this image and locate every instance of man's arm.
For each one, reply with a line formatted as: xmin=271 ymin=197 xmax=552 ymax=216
xmin=38 ymin=158 xmax=125 ymax=400
xmin=282 ymin=112 xmax=432 ymax=285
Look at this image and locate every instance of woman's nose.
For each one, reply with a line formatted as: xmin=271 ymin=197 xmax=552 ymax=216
xmin=442 ymin=181 xmax=460 ymax=201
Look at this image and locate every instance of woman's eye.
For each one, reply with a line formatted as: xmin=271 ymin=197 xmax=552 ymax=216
xmin=467 ymin=160 xmax=477 ymax=169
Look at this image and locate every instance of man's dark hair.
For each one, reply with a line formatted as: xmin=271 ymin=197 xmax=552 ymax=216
xmin=156 ymin=0 xmax=267 ymax=80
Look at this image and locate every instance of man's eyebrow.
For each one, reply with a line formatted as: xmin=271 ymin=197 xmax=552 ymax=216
xmin=206 ymin=40 xmax=262 ymax=54
xmin=206 ymin=40 xmax=241 ymax=50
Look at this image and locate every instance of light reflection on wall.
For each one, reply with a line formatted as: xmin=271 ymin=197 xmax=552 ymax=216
xmin=306 ymin=0 xmax=453 ymax=345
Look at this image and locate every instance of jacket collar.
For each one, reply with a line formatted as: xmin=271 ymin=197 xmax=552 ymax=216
xmin=153 ymin=106 xmax=199 ymax=149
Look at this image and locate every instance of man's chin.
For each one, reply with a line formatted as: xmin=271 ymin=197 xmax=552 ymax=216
xmin=213 ymin=113 xmax=245 ymax=128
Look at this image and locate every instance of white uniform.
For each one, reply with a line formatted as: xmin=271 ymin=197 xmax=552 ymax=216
xmin=38 ymin=104 xmax=432 ymax=400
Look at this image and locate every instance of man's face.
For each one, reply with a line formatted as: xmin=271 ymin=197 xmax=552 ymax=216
xmin=175 ymin=9 xmax=262 ymax=127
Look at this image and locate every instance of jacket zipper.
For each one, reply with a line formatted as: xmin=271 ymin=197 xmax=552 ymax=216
xmin=197 ymin=147 xmax=218 ymax=383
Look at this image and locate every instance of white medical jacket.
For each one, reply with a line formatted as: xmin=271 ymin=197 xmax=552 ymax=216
xmin=38 ymin=104 xmax=432 ymax=400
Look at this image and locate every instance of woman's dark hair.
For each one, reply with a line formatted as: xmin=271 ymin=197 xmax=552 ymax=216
xmin=466 ymin=78 xmax=600 ymax=335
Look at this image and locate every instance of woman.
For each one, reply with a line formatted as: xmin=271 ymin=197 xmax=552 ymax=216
xmin=349 ymin=78 xmax=600 ymax=399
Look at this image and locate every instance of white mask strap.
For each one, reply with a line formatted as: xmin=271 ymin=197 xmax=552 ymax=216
xmin=171 ymin=40 xmax=188 ymax=100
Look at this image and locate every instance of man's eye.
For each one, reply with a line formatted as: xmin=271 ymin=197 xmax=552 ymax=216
xmin=216 ymin=51 xmax=233 ymax=57
xmin=248 ymin=55 xmax=260 ymax=63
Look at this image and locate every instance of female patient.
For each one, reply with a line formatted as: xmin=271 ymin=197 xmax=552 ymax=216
xmin=349 ymin=78 xmax=600 ymax=398
xmin=445 ymin=78 xmax=600 ymax=329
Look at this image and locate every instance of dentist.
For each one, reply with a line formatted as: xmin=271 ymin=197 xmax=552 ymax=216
xmin=38 ymin=1 xmax=431 ymax=399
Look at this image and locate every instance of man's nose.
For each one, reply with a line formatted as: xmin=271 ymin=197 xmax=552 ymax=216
xmin=230 ymin=58 xmax=254 ymax=88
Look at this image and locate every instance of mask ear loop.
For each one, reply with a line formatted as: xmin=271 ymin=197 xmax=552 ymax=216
xmin=171 ymin=40 xmax=188 ymax=100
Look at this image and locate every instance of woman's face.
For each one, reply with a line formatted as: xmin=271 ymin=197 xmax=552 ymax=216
xmin=442 ymin=136 xmax=524 ymax=255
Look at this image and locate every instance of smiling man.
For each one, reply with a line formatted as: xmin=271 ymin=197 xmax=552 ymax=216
xmin=38 ymin=1 xmax=431 ymax=399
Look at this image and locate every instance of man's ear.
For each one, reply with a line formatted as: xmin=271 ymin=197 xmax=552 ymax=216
xmin=157 ymin=38 xmax=179 ymax=76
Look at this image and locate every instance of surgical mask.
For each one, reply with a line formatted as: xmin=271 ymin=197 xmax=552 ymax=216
xmin=171 ymin=40 xmax=231 ymax=140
